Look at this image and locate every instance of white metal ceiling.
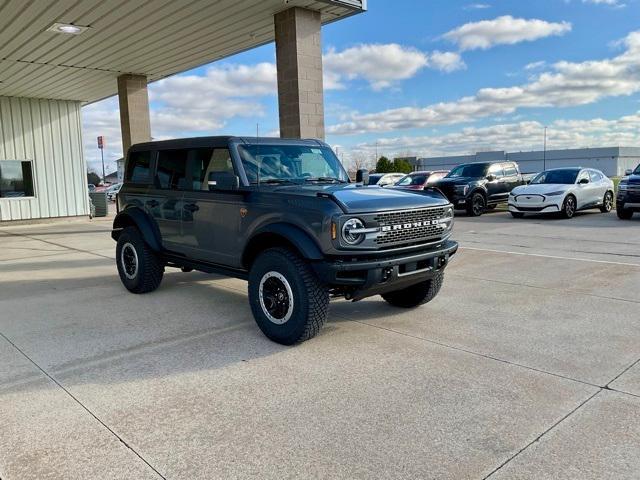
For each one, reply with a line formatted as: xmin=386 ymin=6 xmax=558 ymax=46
xmin=0 ymin=0 xmax=364 ymax=103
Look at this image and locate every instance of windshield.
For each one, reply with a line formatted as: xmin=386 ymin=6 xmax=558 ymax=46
xmin=397 ymin=174 xmax=427 ymax=186
xmin=634 ymin=164 xmax=640 ymax=175
xmin=237 ymin=144 xmax=348 ymax=184
xmin=531 ymin=169 xmax=579 ymax=185
xmin=368 ymin=174 xmax=383 ymax=184
xmin=446 ymin=164 xmax=488 ymax=178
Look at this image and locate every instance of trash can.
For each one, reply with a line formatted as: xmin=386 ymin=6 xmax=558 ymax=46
xmin=89 ymin=192 xmax=108 ymax=217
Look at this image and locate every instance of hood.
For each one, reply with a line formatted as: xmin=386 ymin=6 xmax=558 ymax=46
xmin=627 ymin=174 xmax=640 ymax=184
xmin=512 ymin=184 xmax=570 ymax=195
xmin=432 ymin=177 xmax=481 ymax=186
xmin=271 ymin=183 xmax=450 ymax=213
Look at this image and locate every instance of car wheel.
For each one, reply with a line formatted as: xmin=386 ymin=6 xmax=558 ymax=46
xmin=561 ymin=195 xmax=577 ymax=219
xmin=617 ymin=205 xmax=634 ymax=220
xmin=116 ymin=226 xmax=164 ymax=294
xmin=249 ymin=248 xmax=329 ymax=345
xmin=382 ymin=271 xmax=444 ymax=308
xmin=466 ymin=193 xmax=486 ymax=217
xmin=510 ymin=211 xmax=525 ymax=218
xmin=600 ymin=191 xmax=614 ymax=213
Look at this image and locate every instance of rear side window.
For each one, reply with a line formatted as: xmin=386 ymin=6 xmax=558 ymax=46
xmin=157 ymin=149 xmax=188 ymax=190
xmin=589 ymin=170 xmax=603 ymax=182
xmin=126 ymin=151 xmax=151 ymax=184
xmin=488 ymin=164 xmax=505 ymax=178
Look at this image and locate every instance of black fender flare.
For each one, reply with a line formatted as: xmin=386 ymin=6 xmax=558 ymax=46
xmin=243 ymin=222 xmax=324 ymax=268
xmin=112 ymin=207 xmax=162 ymax=252
xmin=468 ymin=186 xmax=488 ymax=202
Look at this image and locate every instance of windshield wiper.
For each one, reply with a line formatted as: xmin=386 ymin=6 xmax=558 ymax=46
xmin=252 ymin=178 xmax=299 ymax=185
xmin=304 ymin=177 xmax=347 ymax=184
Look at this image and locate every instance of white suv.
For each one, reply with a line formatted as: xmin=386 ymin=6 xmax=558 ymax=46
xmin=508 ymin=168 xmax=614 ymax=219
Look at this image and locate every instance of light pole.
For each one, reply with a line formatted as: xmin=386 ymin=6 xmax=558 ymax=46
xmin=543 ymin=126 xmax=547 ymax=171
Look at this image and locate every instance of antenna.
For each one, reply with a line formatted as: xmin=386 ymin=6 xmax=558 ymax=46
xmin=256 ymin=123 xmax=260 ymax=187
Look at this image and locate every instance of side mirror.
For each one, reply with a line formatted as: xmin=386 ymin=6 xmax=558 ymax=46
xmin=487 ymin=174 xmax=496 ymax=182
xmin=625 ymin=169 xmax=633 ymax=175
xmin=579 ymin=178 xmax=589 ymax=185
xmin=356 ymin=169 xmax=370 ymax=185
xmin=208 ymin=171 xmax=239 ymax=191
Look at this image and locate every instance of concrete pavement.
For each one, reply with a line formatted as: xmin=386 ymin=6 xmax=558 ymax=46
xmin=0 ymin=210 xmax=638 ymax=479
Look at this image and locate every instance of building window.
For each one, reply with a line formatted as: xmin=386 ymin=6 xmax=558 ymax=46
xmin=0 ymin=161 xmax=35 ymax=198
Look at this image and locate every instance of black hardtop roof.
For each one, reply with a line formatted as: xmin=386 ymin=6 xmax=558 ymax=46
xmin=129 ymin=136 xmax=328 ymax=152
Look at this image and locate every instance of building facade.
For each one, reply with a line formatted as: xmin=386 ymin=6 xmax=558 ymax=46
xmin=413 ymin=147 xmax=640 ymax=177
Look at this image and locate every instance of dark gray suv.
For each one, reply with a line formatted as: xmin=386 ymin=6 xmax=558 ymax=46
xmin=112 ymin=137 xmax=458 ymax=344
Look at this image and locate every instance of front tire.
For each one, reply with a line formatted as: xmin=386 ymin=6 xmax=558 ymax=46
xmin=617 ymin=206 xmax=634 ymax=219
xmin=249 ymin=248 xmax=329 ymax=345
xmin=466 ymin=193 xmax=486 ymax=217
xmin=116 ymin=226 xmax=164 ymax=294
xmin=561 ymin=195 xmax=577 ymax=219
xmin=600 ymin=191 xmax=613 ymax=213
xmin=382 ymin=271 xmax=444 ymax=308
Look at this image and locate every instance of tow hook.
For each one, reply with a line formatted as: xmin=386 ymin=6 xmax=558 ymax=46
xmin=381 ymin=267 xmax=393 ymax=282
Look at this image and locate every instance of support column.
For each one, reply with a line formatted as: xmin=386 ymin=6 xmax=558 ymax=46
xmin=117 ymin=74 xmax=151 ymax=153
xmin=274 ymin=7 xmax=325 ymax=140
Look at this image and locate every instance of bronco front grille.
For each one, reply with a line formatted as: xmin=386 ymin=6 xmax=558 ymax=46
xmin=374 ymin=207 xmax=446 ymax=246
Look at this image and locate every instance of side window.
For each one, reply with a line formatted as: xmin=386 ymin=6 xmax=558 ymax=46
xmin=578 ymin=170 xmax=590 ymax=183
xmin=156 ymin=150 xmax=187 ymax=190
xmin=187 ymin=148 xmax=233 ymax=191
xmin=126 ymin=150 xmax=151 ymax=184
xmin=504 ymin=164 xmax=518 ymax=177
xmin=488 ymin=164 xmax=504 ymax=178
xmin=589 ymin=170 xmax=602 ymax=182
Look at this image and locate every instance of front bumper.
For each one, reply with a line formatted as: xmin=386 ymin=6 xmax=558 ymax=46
xmin=508 ymin=194 xmax=561 ymax=213
xmin=312 ymin=240 xmax=458 ymax=301
xmin=617 ymin=192 xmax=640 ymax=211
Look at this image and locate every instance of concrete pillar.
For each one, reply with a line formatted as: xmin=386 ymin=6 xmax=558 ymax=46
xmin=274 ymin=7 xmax=325 ymax=140
xmin=117 ymin=74 xmax=151 ymax=153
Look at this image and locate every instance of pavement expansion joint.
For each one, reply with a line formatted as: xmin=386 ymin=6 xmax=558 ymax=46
xmin=0 ymin=330 xmax=167 ymax=480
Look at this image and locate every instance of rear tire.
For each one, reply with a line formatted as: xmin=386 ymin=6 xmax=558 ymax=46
xmin=466 ymin=193 xmax=486 ymax=217
xmin=600 ymin=191 xmax=613 ymax=213
xmin=116 ymin=226 xmax=164 ymax=294
xmin=561 ymin=195 xmax=577 ymax=219
xmin=382 ymin=271 xmax=444 ymax=308
xmin=510 ymin=211 xmax=525 ymax=218
xmin=249 ymin=248 xmax=329 ymax=345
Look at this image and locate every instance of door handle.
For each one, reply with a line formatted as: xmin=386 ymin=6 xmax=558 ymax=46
xmin=184 ymin=203 xmax=199 ymax=212
xmin=146 ymin=200 xmax=159 ymax=208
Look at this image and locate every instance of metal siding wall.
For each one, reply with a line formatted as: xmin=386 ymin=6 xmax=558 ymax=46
xmin=0 ymin=96 xmax=87 ymax=221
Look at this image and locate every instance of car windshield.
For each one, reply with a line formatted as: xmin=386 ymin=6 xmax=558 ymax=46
xmin=238 ymin=144 xmax=348 ymax=184
xmin=531 ymin=169 xmax=579 ymax=185
xmin=368 ymin=174 xmax=383 ymax=184
xmin=634 ymin=165 xmax=640 ymax=175
xmin=446 ymin=164 xmax=488 ymax=178
xmin=397 ymin=174 xmax=427 ymax=186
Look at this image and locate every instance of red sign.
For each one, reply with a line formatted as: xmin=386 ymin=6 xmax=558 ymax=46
xmin=97 ymin=136 xmax=105 ymax=149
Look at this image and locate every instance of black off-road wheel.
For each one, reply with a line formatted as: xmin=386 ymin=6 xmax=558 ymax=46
xmin=617 ymin=205 xmax=634 ymax=219
xmin=600 ymin=191 xmax=614 ymax=213
xmin=382 ymin=270 xmax=445 ymax=308
xmin=116 ymin=226 xmax=164 ymax=294
xmin=561 ymin=195 xmax=577 ymax=219
xmin=248 ymin=248 xmax=329 ymax=345
xmin=466 ymin=192 xmax=486 ymax=217
xmin=510 ymin=211 xmax=525 ymax=218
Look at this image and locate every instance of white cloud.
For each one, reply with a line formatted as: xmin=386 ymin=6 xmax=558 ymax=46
xmin=524 ymin=60 xmax=547 ymax=71
xmin=323 ymin=44 xmax=429 ymax=90
xmin=328 ymin=30 xmax=640 ymax=135
xmin=464 ymin=3 xmax=491 ymax=9
xmin=350 ymin=113 xmax=640 ymax=159
xmin=429 ymin=51 xmax=467 ymax=72
xmin=582 ymin=0 xmax=626 ymax=7
xmin=443 ymin=16 xmax=572 ymax=51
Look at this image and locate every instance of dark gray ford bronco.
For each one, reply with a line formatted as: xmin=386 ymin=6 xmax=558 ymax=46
xmin=112 ymin=137 xmax=457 ymax=344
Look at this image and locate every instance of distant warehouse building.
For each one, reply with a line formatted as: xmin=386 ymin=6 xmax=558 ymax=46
xmin=412 ymin=147 xmax=640 ymax=177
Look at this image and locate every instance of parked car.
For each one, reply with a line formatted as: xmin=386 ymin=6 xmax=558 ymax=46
xmin=508 ymin=168 xmax=614 ymax=219
xmin=88 ymin=183 xmax=96 ymax=192
xmin=394 ymin=170 xmax=449 ymax=190
xmin=106 ymin=183 xmax=122 ymax=201
xmin=431 ymin=161 xmax=526 ymax=216
xmin=368 ymin=172 xmax=405 ymax=187
xmin=112 ymin=137 xmax=458 ymax=345
xmin=617 ymin=164 xmax=640 ymax=219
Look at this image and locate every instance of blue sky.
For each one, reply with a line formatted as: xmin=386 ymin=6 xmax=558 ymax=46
xmin=83 ymin=0 xmax=640 ymax=173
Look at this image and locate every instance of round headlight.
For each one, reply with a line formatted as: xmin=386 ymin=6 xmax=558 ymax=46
xmin=342 ymin=218 xmax=365 ymax=245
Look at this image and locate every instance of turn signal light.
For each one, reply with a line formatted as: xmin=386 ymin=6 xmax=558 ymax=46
xmin=331 ymin=222 xmax=337 ymax=240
